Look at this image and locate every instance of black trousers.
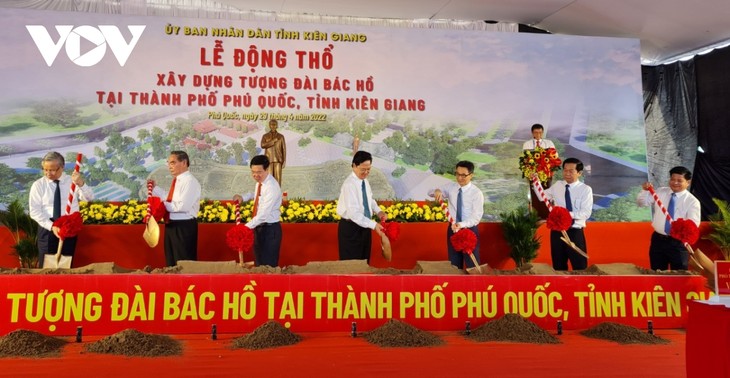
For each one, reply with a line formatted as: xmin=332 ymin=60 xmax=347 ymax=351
xmin=338 ymin=219 xmax=372 ymax=263
xmin=447 ymin=225 xmax=481 ymax=269
xmin=550 ymin=228 xmax=588 ymax=271
xmin=164 ymin=219 xmax=198 ymax=267
xmin=37 ymin=227 xmax=77 ymax=268
xmin=649 ymin=232 xmax=688 ymax=270
xmin=253 ymin=222 xmax=282 ymax=267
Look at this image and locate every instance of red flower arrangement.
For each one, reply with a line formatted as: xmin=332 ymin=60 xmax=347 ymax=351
xmin=519 ymin=147 xmax=562 ymax=183
xmin=670 ymin=218 xmax=700 ymax=245
xmin=146 ymin=196 xmax=168 ymax=222
xmin=225 ymin=224 xmax=254 ymax=253
xmin=52 ymin=212 xmax=83 ymax=240
xmin=381 ymin=221 xmax=401 ymax=242
xmin=450 ymin=229 xmax=477 ymax=254
xmin=547 ymin=207 xmax=572 ymax=232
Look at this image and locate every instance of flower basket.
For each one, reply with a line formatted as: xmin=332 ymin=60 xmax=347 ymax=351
xmin=519 ymin=147 xmax=561 ymax=184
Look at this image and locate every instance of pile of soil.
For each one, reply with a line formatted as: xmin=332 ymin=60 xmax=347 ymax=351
xmin=84 ymin=329 xmax=182 ymax=356
xmin=363 ymin=319 xmax=444 ymax=347
xmin=580 ymin=322 xmax=669 ymax=344
xmin=0 ymin=330 xmax=67 ymax=357
xmin=413 ymin=261 xmax=464 ymax=275
xmin=231 ymin=321 xmax=301 ymax=350
xmin=282 ymin=260 xmax=370 ymax=274
xmin=467 ymin=313 xmax=560 ymax=344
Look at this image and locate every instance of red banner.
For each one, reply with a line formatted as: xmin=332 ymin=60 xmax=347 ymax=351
xmin=0 ymin=274 xmax=711 ymax=335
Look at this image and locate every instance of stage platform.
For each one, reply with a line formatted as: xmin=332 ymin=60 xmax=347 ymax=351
xmin=0 ymin=222 xmax=723 ymax=270
xmin=0 ymin=222 xmax=718 ymax=337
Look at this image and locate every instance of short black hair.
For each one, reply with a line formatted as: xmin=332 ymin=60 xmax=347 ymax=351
xmin=352 ymin=150 xmax=372 ymax=166
xmin=250 ymin=155 xmax=270 ymax=170
xmin=669 ymin=166 xmax=692 ymax=180
xmin=562 ymin=157 xmax=584 ymax=172
xmin=170 ymin=150 xmax=190 ymax=167
xmin=456 ymin=160 xmax=475 ymax=174
xmin=531 ymin=123 xmax=544 ymax=132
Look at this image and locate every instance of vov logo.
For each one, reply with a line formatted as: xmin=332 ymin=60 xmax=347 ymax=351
xmin=26 ymin=25 xmax=146 ymax=67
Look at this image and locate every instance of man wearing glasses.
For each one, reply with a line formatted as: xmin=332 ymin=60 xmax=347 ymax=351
xmin=430 ymin=161 xmax=484 ymax=270
xmin=29 ymin=151 xmax=94 ymax=267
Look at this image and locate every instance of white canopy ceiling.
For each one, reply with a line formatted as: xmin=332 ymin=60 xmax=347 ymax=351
xmin=215 ymin=0 xmax=730 ymax=65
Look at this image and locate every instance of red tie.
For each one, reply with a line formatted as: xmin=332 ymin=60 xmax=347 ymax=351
xmin=536 ymin=140 xmax=541 ymax=148
xmin=166 ymin=178 xmax=176 ymax=202
xmin=252 ymin=182 xmax=262 ymax=217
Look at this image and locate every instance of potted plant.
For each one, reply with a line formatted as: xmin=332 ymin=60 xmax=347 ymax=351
xmin=0 ymin=199 xmax=39 ymax=268
xmin=705 ymin=198 xmax=730 ymax=260
xmin=499 ymin=205 xmax=541 ymax=268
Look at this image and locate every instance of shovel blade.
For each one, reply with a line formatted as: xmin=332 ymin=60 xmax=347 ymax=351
xmin=43 ymin=253 xmax=72 ymax=269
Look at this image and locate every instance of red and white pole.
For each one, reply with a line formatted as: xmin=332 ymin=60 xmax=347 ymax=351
xmin=65 ymin=153 xmax=83 ymax=215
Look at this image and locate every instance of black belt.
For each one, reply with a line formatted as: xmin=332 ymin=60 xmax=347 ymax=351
xmin=653 ymin=231 xmax=673 ymax=239
xmin=168 ymin=218 xmax=196 ymax=223
xmin=258 ymin=222 xmax=279 ymax=227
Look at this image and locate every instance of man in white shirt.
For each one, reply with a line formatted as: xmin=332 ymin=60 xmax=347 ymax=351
xmin=233 ymin=155 xmax=283 ymax=267
xmin=637 ymin=166 xmax=701 ymax=270
xmin=149 ymin=151 xmax=201 ymax=266
xmin=29 ymin=151 xmax=94 ymax=267
xmin=522 ymin=123 xmax=557 ymax=219
xmin=430 ymin=161 xmax=485 ymax=270
xmin=541 ymin=157 xmax=593 ymax=271
xmin=522 ymin=123 xmax=556 ymax=150
xmin=336 ymin=151 xmax=386 ymax=263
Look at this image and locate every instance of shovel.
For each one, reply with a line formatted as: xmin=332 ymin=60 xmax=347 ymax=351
xmin=44 ymin=239 xmax=72 ymax=269
xmin=143 ymin=215 xmax=160 ymax=248
xmin=375 ymin=228 xmax=392 ymax=261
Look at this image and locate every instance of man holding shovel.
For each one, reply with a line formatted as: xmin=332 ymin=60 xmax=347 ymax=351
xmin=29 ymin=151 xmax=94 ymax=268
xmin=429 ymin=160 xmax=485 ymax=271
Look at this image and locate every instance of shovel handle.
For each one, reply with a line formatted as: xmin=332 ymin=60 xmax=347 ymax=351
xmin=55 ymin=239 xmax=64 ymax=262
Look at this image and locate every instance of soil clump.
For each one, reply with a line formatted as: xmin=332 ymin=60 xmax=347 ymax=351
xmin=84 ymin=329 xmax=182 ymax=356
xmin=231 ymin=321 xmax=301 ymax=350
xmin=363 ymin=319 xmax=444 ymax=347
xmin=467 ymin=313 xmax=560 ymax=344
xmin=580 ymin=322 xmax=670 ymax=344
xmin=0 ymin=330 xmax=67 ymax=357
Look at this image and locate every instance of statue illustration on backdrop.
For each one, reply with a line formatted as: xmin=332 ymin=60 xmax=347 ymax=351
xmin=260 ymin=119 xmax=286 ymax=185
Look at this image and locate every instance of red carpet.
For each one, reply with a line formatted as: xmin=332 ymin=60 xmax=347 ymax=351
xmin=0 ymin=329 xmax=686 ymax=377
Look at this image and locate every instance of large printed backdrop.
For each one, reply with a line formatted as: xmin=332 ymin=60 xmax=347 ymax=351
xmin=0 ymin=8 xmax=647 ymax=220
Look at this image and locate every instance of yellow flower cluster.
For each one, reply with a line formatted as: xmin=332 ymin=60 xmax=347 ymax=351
xmin=80 ymin=200 xmax=146 ymax=224
xmin=78 ymin=199 xmax=446 ymax=224
xmin=380 ymin=202 xmax=445 ymax=222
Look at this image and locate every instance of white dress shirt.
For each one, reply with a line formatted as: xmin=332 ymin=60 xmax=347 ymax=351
xmin=432 ymin=182 xmax=484 ymax=229
xmin=337 ymin=172 xmax=380 ymax=229
xmin=29 ymin=173 xmax=94 ymax=231
xmin=245 ymin=173 xmax=282 ymax=229
xmin=522 ymin=138 xmax=556 ymax=150
xmin=542 ymin=179 xmax=593 ymax=228
xmin=637 ymin=187 xmax=701 ymax=235
xmin=152 ymin=171 xmax=201 ymax=220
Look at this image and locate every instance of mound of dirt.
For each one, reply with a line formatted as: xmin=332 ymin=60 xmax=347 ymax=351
xmin=468 ymin=313 xmax=560 ymax=344
xmin=231 ymin=321 xmax=301 ymax=350
xmin=363 ymin=319 xmax=444 ymax=347
xmin=580 ymin=322 xmax=669 ymax=344
xmin=283 ymin=260 xmax=370 ymax=274
xmin=84 ymin=329 xmax=182 ymax=356
xmin=0 ymin=330 xmax=67 ymax=357
xmin=413 ymin=261 xmax=463 ymax=275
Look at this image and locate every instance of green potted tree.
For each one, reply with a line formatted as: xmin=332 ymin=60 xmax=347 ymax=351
xmin=705 ymin=198 xmax=730 ymax=261
xmin=499 ymin=205 xmax=541 ymax=268
xmin=0 ymin=199 xmax=39 ymax=268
